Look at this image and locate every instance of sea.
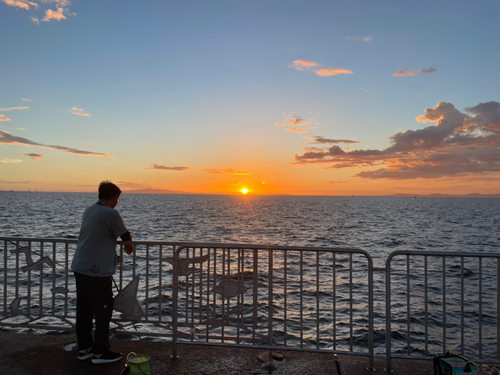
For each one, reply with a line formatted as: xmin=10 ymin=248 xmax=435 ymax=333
xmin=1 ymin=192 xmax=499 ymax=357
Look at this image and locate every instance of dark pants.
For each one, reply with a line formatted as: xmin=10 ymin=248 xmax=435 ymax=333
xmin=74 ymin=272 xmax=114 ymax=354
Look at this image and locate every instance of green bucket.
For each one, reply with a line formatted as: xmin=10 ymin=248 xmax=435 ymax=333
xmin=127 ymin=352 xmax=150 ymax=375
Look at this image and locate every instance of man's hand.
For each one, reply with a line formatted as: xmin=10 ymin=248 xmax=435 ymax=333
xmin=124 ymin=244 xmax=134 ymax=255
xmin=120 ymin=231 xmax=133 ymax=255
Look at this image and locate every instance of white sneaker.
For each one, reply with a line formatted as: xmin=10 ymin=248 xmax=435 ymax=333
xmin=91 ymin=350 xmax=123 ymax=364
xmin=77 ymin=347 xmax=93 ymax=360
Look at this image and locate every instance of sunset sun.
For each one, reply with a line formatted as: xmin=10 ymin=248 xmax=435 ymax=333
xmin=241 ymin=188 xmax=248 ymax=195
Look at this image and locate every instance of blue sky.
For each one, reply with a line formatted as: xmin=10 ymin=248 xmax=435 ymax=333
xmin=1 ymin=0 xmax=499 ymax=195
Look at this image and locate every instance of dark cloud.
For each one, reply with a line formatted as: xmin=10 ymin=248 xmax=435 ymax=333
xmin=292 ymin=101 xmax=500 ymax=179
xmin=143 ymin=164 xmax=190 ymax=172
xmin=24 ymin=153 xmax=44 ymax=159
xmin=420 ymin=67 xmax=437 ymax=75
xmin=304 ymin=136 xmax=361 ymax=144
xmin=203 ymin=168 xmax=250 ymax=175
xmin=0 ymin=130 xmax=113 ymax=158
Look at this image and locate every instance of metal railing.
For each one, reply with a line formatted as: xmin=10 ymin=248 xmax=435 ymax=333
xmin=8 ymin=237 xmax=500 ymax=372
xmin=385 ymin=250 xmax=500 ymax=372
xmin=0 ymin=237 xmax=374 ymax=368
xmin=171 ymin=243 xmax=374 ymax=369
xmin=0 ymin=237 xmax=185 ymax=338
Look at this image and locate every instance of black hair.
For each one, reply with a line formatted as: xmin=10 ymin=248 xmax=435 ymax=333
xmin=98 ymin=181 xmax=121 ymax=200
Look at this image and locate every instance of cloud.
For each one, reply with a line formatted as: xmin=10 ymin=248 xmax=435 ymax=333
xmin=41 ymin=0 xmax=71 ymax=5
xmin=0 ymin=180 xmax=33 ymax=183
xmin=85 ymin=142 xmax=93 ymax=146
xmin=292 ymin=101 xmax=500 ymax=180
xmin=0 ymin=130 xmax=113 ymax=158
xmin=203 ymin=168 xmax=250 ymax=175
xmin=346 ymin=36 xmax=372 ymax=42
xmin=0 ymin=106 xmax=30 ymax=111
xmin=420 ymin=67 xmax=437 ymax=75
xmin=143 ymin=164 xmax=190 ymax=172
xmin=21 ymin=98 xmax=32 ymax=101
xmin=0 ymin=159 xmax=23 ymax=164
xmin=393 ymin=66 xmax=437 ymax=77
xmin=288 ymin=60 xmax=320 ymax=71
xmin=2 ymin=0 xmax=38 ymax=10
xmin=316 ymin=68 xmax=353 ymax=77
xmin=304 ymin=136 xmax=361 ymax=144
xmin=275 ymin=115 xmax=317 ymax=134
xmin=2 ymin=0 xmax=74 ymax=22
xmin=71 ymin=107 xmax=91 ymax=117
xmin=393 ymin=68 xmax=417 ymax=77
xmin=42 ymin=6 xmax=66 ymax=21
xmin=17 ymin=128 xmax=27 ymax=131
xmin=22 ymin=153 xmax=44 ymax=159
xmin=289 ymin=60 xmax=353 ymax=77
xmin=286 ymin=127 xmax=314 ymax=134
xmin=0 ymin=115 xmax=11 ymax=122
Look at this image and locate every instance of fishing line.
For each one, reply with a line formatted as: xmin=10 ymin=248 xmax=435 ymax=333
xmin=6 ymin=239 xmax=66 ymax=267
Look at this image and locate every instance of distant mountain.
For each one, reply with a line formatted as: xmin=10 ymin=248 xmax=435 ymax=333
xmin=390 ymin=193 xmax=500 ymax=198
xmin=124 ymin=188 xmax=189 ymax=194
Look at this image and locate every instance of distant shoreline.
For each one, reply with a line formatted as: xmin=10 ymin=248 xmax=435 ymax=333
xmin=1 ymin=190 xmax=500 ymax=198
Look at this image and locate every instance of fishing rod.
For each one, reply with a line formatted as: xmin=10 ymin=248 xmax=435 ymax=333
xmin=6 ymin=239 xmax=66 ymax=268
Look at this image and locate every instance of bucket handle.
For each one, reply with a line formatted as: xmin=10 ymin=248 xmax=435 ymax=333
xmin=127 ymin=352 xmax=136 ymax=361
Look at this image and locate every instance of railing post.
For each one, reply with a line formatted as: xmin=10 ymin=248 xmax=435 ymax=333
xmin=497 ymin=258 xmax=500 ymax=361
xmin=171 ymin=245 xmax=180 ymax=359
xmin=268 ymin=248 xmax=274 ymax=365
xmin=368 ymin=254 xmax=374 ymax=371
xmin=386 ymin=253 xmax=393 ymax=373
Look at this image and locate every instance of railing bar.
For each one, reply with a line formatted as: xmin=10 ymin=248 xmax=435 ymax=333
xmin=185 ymin=247 xmax=189 ymax=323
xmin=350 ymin=252 xmax=353 ymax=352
xmin=172 ymin=245 xmax=178 ymax=358
xmin=300 ymin=251 xmax=303 ymax=348
xmin=131 ymin=243 xmax=136 ymax=280
xmin=407 ymin=254 xmax=410 ymax=356
xmin=442 ymin=256 xmax=446 ymax=354
xmin=253 ymin=248 xmax=258 ymax=345
xmin=15 ymin=240 xmax=19 ymax=299
xmin=460 ymin=256 xmax=464 ymax=355
xmin=206 ymin=247 xmax=211 ymax=342
xmin=222 ymin=247 xmax=226 ymax=343
xmin=497 ymin=258 xmax=500 ymax=360
xmin=65 ymin=242 xmax=69 ymax=317
xmin=52 ymin=242 xmax=56 ymax=316
xmin=190 ymin=247 xmax=195 ymax=342
xmin=145 ymin=245 xmax=150 ymax=320
xmin=27 ymin=240 xmax=31 ymax=317
xmin=424 ymin=255 xmax=428 ymax=356
xmin=3 ymin=240 xmax=7 ymax=316
xmin=268 ymin=248 xmax=274 ymax=352
xmin=237 ymin=247 xmax=241 ymax=344
xmin=119 ymin=244 xmax=123 ymax=291
xmin=368 ymin=253 xmax=374 ymax=370
xmin=386 ymin=252 xmax=392 ymax=373
xmin=199 ymin=247 xmax=204 ymax=324
xmin=227 ymin=248 xmax=231 ymax=342
xmin=39 ymin=241 xmax=44 ymax=317
xmin=213 ymin=247 xmax=217 ymax=320
xmin=479 ymin=257 xmax=483 ymax=359
xmin=158 ymin=245 xmax=162 ymax=323
xmin=333 ymin=252 xmax=336 ymax=351
xmin=316 ymin=252 xmax=320 ymax=350
xmin=284 ymin=250 xmax=288 ymax=347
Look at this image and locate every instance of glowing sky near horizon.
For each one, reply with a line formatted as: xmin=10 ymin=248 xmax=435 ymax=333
xmin=1 ymin=0 xmax=499 ymax=195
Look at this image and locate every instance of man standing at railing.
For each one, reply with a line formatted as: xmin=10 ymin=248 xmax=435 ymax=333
xmin=71 ymin=181 xmax=133 ymax=365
